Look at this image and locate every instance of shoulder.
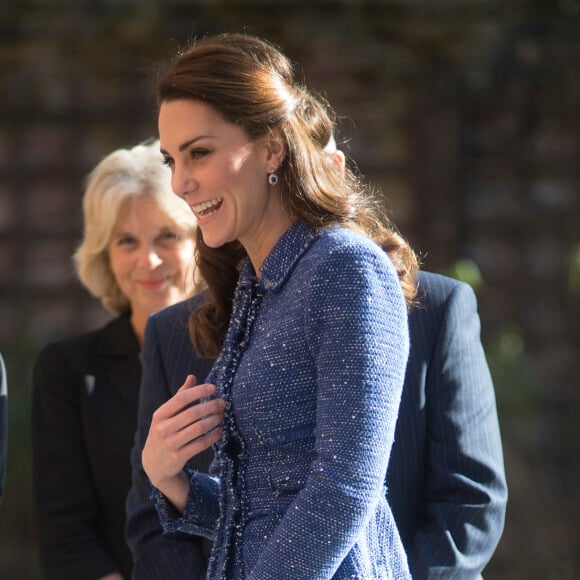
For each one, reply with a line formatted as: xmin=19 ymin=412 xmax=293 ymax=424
xmin=143 ymin=296 xmax=202 ymax=362
xmin=36 ymin=327 xmax=101 ymax=363
xmin=147 ymin=295 xmax=201 ymax=336
xmin=34 ymin=314 xmax=131 ymax=370
xmin=307 ymin=227 xmax=398 ymax=279
xmin=32 ymin=325 xmax=104 ymax=391
xmin=293 ymin=228 xmax=407 ymax=323
xmin=408 ymin=271 xmax=480 ymax=351
xmin=142 ymin=295 xmax=213 ymax=386
xmin=414 ymin=271 xmax=477 ymax=315
xmin=289 ymin=228 xmax=407 ymax=319
xmin=316 ymin=226 xmax=387 ymax=255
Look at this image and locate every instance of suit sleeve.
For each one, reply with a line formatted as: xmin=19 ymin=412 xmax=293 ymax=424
xmin=32 ymin=343 xmax=118 ymax=580
xmin=125 ymin=314 xmax=210 ymax=580
xmin=410 ymin=283 xmax=508 ymax=579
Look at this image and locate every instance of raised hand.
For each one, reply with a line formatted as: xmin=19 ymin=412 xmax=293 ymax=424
xmin=142 ymin=375 xmax=225 ymax=512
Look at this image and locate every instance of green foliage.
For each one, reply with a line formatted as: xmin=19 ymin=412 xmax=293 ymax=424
xmin=485 ymin=323 xmax=539 ymax=418
xmin=446 ymin=258 xmax=483 ymax=292
xmin=446 ymin=258 xmax=539 ymax=416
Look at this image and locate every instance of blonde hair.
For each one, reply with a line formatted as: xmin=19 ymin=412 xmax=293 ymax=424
xmin=73 ymin=139 xmax=197 ymax=313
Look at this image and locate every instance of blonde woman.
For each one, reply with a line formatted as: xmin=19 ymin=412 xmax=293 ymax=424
xmin=32 ymin=140 xmax=201 ymax=580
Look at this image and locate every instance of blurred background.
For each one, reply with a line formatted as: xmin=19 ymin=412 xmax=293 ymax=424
xmin=0 ymin=1 xmax=579 ymax=578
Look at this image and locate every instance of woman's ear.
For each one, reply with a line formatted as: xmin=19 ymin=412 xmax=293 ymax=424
xmin=331 ymin=150 xmax=346 ymax=175
xmin=263 ymin=130 xmax=286 ymax=172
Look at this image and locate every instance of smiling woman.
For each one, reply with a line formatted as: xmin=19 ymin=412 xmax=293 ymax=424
xmin=74 ymin=141 xmax=199 ymax=341
xmin=138 ymin=33 xmax=419 ymax=580
xmin=31 ymin=140 xmax=199 ymax=580
xmin=107 ymin=195 xmax=196 ymax=341
xmin=159 ymin=98 xmax=293 ymax=270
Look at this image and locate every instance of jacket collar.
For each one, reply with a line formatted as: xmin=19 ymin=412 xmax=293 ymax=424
xmin=239 ymin=220 xmax=320 ymax=293
xmin=96 ymin=313 xmax=141 ymax=412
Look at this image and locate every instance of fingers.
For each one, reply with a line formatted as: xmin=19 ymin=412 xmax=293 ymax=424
xmin=147 ymin=378 xmax=225 ymax=460
xmin=144 ymin=404 xmax=223 ymax=486
xmin=152 ymin=378 xmax=219 ymax=422
xmin=151 ymin=392 xmax=225 ymax=444
xmin=177 ymin=374 xmax=197 ymax=392
xmin=143 ymin=376 xmax=226 ymax=489
xmin=180 ymin=412 xmax=223 ymax=442
xmin=179 ymin=423 xmax=223 ymax=459
xmin=152 ymin=399 xmax=225 ymax=452
xmin=153 ymin=425 xmax=222 ymax=470
xmin=165 ymin=396 xmax=226 ymax=434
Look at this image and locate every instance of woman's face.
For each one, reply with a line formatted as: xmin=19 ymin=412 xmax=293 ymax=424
xmin=158 ymin=99 xmax=288 ymax=269
xmin=108 ymin=195 xmax=195 ymax=319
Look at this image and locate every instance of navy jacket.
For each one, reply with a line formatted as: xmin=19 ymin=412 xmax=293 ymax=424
xmin=32 ymin=314 xmax=141 ymax=580
xmin=126 ymin=271 xmax=507 ymax=579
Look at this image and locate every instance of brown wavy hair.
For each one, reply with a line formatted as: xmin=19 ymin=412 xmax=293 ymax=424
xmin=158 ymin=33 xmax=418 ymax=357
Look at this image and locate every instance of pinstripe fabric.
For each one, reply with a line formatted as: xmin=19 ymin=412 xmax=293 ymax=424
xmin=126 ymin=296 xmax=214 ymax=580
xmin=388 ymin=272 xmax=507 ymax=579
xmin=126 ymin=271 xmax=507 ymax=579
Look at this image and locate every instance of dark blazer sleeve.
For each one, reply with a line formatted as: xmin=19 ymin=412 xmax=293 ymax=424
xmin=408 ymin=276 xmax=508 ymax=579
xmin=0 ymin=353 xmax=7 ymax=506
xmin=32 ymin=339 xmax=119 ymax=580
xmin=126 ymin=300 xmax=214 ymax=580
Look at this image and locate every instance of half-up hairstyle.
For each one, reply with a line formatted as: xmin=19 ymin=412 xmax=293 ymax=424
xmin=158 ymin=33 xmax=418 ymax=357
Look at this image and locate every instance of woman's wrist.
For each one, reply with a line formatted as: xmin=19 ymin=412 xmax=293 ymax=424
xmin=155 ymin=470 xmax=190 ymax=514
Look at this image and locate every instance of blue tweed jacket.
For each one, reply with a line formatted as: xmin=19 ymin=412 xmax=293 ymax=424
xmin=152 ymin=221 xmax=411 ymax=579
xmin=127 ymin=272 xmax=507 ymax=580
xmin=126 ymin=248 xmax=507 ymax=580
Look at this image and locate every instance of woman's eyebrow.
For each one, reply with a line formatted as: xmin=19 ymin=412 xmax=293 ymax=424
xmin=160 ymin=135 xmax=216 ymax=157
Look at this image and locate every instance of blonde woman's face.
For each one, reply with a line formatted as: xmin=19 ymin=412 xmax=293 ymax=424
xmin=108 ymin=195 xmax=195 ymax=320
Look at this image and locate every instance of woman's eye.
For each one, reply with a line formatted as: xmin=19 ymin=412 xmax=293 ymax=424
xmin=161 ymin=156 xmax=174 ymax=168
xmin=115 ymin=236 xmax=137 ymax=247
xmin=190 ymin=148 xmax=210 ymax=160
xmin=157 ymin=231 xmax=180 ymax=246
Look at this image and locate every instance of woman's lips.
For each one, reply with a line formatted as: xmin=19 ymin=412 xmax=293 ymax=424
xmin=191 ymin=197 xmax=223 ymax=220
xmin=137 ymin=278 xmax=167 ymax=290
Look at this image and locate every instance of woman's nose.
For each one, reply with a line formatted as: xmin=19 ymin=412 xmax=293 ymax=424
xmin=171 ymin=163 xmax=198 ymax=199
xmin=137 ymin=245 xmax=163 ymax=269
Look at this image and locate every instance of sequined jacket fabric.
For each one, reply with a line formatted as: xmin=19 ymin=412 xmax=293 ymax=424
xmin=154 ymin=221 xmax=412 ymax=579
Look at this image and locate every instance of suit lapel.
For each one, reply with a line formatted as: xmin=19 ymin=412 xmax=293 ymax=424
xmin=96 ymin=314 xmax=142 ymax=413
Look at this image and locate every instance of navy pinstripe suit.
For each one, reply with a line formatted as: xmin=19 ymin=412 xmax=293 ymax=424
xmin=126 ymin=271 xmax=507 ymax=579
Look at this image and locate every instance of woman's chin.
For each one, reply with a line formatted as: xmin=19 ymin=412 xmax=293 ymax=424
xmin=200 ymin=232 xmax=228 ymax=249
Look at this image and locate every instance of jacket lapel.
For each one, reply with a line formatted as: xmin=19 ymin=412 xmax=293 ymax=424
xmin=96 ymin=314 xmax=142 ymax=413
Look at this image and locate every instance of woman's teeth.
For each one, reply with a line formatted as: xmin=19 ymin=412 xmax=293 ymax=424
xmin=193 ymin=198 xmax=223 ymax=217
